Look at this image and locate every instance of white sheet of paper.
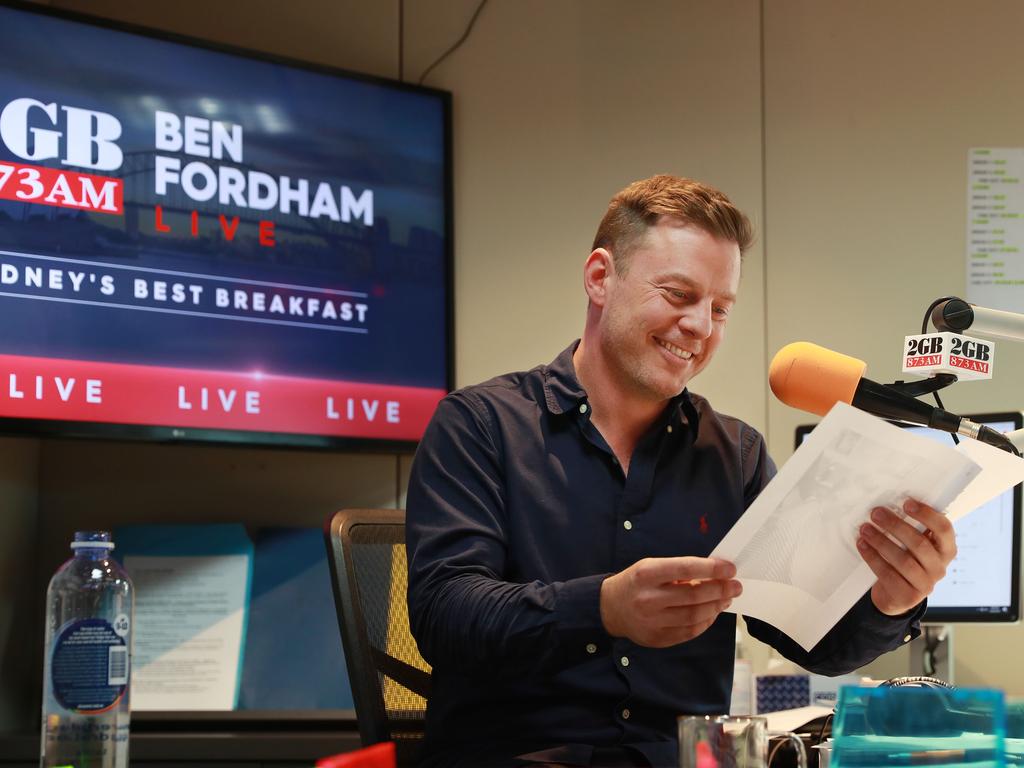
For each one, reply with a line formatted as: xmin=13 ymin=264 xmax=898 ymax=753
xmin=711 ymin=402 xmax=993 ymax=651
xmin=762 ymin=704 xmax=834 ymax=734
xmin=948 ymin=436 xmax=1024 ymax=521
xmin=125 ymin=554 xmax=250 ymax=710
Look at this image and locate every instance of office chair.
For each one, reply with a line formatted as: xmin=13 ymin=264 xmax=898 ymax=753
xmin=325 ymin=508 xmax=431 ymax=767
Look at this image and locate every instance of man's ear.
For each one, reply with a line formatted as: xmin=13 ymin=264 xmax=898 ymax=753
xmin=583 ymin=248 xmax=615 ymax=307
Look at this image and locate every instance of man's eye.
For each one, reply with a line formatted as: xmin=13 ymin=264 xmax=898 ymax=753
xmin=714 ymin=306 xmax=730 ymax=317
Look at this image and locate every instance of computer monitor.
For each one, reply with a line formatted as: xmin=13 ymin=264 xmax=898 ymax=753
xmin=794 ymin=412 xmax=1022 ymax=623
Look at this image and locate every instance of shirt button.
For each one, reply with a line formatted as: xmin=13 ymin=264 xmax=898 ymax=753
xmin=622 ymin=708 xmax=631 ymax=719
xmin=620 ymin=656 xmax=630 ymax=667
xmin=586 ymin=643 xmax=597 ymax=654
xmin=904 ymin=634 xmax=912 ymax=643
xmin=623 ymin=520 xmax=633 ymax=531
xmin=667 ymin=425 xmax=673 ymax=433
xmin=579 ymin=403 xmax=588 ymax=414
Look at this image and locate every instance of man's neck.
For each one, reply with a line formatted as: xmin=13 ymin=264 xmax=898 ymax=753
xmin=573 ymin=338 xmax=670 ymax=471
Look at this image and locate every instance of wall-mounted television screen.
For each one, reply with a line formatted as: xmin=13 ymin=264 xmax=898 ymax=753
xmin=0 ymin=2 xmax=451 ymax=450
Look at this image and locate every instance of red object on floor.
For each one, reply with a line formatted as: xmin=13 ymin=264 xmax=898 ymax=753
xmin=315 ymin=742 xmax=396 ymax=768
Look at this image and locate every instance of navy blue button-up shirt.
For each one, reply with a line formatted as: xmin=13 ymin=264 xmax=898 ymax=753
xmin=406 ymin=342 xmax=922 ymax=767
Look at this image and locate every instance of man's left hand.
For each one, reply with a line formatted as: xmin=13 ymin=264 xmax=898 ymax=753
xmin=857 ymin=498 xmax=957 ymax=616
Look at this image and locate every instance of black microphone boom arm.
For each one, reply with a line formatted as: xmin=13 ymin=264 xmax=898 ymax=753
xmin=932 ymin=298 xmax=1024 ymax=342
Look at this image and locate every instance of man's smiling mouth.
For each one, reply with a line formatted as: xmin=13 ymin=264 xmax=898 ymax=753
xmin=656 ymin=338 xmax=694 ymax=360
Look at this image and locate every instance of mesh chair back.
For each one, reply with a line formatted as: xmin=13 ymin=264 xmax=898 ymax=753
xmin=325 ymin=509 xmax=431 ymax=760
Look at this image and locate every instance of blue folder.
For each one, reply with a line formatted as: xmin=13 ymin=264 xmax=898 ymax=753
xmin=237 ymin=527 xmax=353 ymax=710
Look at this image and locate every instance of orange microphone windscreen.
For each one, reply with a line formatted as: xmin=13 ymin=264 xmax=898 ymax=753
xmin=768 ymin=341 xmax=867 ymax=417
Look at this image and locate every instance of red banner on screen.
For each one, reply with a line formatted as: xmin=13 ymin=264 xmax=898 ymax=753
xmin=0 ymin=354 xmax=444 ymax=440
xmin=0 ymin=161 xmax=123 ymax=214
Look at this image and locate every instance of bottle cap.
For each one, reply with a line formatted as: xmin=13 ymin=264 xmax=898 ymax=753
xmin=70 ymin=531 xmax=115 ymax=550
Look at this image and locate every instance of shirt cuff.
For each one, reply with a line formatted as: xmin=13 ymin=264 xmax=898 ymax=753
xmin=552 ymin=573 xmax=614 ymax=661
xmin=849 ymin=592 xmax=926 ymax=647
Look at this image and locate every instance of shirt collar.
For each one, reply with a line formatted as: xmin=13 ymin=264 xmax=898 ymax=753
xmin=542 ymin=340 xmax=699 ymax=429
xmin=542 ymin=341 xmax=587 ymax=415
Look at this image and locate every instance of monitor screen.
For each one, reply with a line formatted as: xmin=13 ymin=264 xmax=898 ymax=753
xmin=0 ymin=2 xmax=452 ymax=450
xmin=795 ymin=413 xmax=1022 ymax=623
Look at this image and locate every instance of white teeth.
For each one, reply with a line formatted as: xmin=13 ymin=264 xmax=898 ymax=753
xmin=656 ymin=338 xmax=693 ymax=360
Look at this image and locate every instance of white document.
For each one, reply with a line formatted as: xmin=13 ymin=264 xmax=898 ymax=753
xmin=762 ymin=704 xmax=834 ymax=734
xmin=711 ymin=402 xmax=1024 ymax=650
xmin=124 ymin=555 xmax=250 ymax=710
xmin=949 ymin=436 xmax=1024 ymax=520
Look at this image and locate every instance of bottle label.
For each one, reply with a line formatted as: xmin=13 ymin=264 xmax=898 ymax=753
xmin=51 ymin=617 xmax=129 ymax=713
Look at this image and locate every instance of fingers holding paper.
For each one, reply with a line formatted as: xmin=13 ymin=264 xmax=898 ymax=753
xmin=857 ymin=498 xmax=957 ymax=616
xmin=599 ymin=556 xmax=742 ymax=648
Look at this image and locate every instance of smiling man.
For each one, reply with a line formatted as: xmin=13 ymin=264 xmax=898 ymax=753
xmin=405 ymin=175 xmax=954 ymax=768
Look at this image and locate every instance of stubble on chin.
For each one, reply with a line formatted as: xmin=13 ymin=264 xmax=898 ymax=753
xmin=625 ymin=351 xmax=689 ymax=402
xmin=599 ymin=311 xmax=685 ymax=401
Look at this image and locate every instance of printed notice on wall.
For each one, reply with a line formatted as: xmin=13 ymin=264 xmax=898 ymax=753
xmin=967 ymin=148 xmax=1024 ymax=311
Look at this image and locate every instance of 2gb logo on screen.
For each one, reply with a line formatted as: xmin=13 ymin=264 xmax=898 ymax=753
xmin=0 ymin=98 xmax=124 ymax=214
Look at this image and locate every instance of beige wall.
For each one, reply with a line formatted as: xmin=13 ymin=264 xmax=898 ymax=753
xmin=401 ymin=0 xmax=766 ymax=425
xmin=2 ymin=0 xmax=1022 ymax=724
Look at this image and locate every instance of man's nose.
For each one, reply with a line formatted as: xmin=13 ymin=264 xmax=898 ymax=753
xmin=677 ymin=301 xmax=713 ymax=339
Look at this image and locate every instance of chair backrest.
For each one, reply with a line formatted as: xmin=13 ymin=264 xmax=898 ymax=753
xmin=324 ymin=508 xmax=431 ymax=761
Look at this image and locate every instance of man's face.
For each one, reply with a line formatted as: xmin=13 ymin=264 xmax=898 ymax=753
xmin=598 ymin=219 xmax=741 ymax=402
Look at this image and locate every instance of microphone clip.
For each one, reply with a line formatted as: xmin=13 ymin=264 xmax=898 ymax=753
xmin=885 ymin=373 xmax=958 ymax=398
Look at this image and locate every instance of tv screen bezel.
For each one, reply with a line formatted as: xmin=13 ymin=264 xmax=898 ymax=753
xmin=0 ymin=0 xmax=454 ymax=453
xmin=794 ymin=411 xmax=1023 ymax=624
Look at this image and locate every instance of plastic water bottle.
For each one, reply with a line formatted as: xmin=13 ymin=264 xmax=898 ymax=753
xmin=41 ymin=531 xmax=134 ymax=768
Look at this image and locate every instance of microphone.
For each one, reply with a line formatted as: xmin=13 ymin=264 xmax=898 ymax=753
xmin=769 ymin=341 xmax=1017 ymax=453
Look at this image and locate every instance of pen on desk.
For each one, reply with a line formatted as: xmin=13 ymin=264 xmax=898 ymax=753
xmin=694 ymin=742 xmax=719 ymax=768
xmin=838 ymin=747 xmax=998 ymax=765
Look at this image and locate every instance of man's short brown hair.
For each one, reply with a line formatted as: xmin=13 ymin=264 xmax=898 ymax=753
xmin=592 ymin=174 xmax=753 ymax=273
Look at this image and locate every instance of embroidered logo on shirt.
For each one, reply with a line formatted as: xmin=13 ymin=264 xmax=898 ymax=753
xmin=699 ymin=514 xmax=709 ymax=534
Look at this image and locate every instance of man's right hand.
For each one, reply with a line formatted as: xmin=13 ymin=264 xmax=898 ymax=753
xmin=599 ymin=557 xmax=741 ymax=647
